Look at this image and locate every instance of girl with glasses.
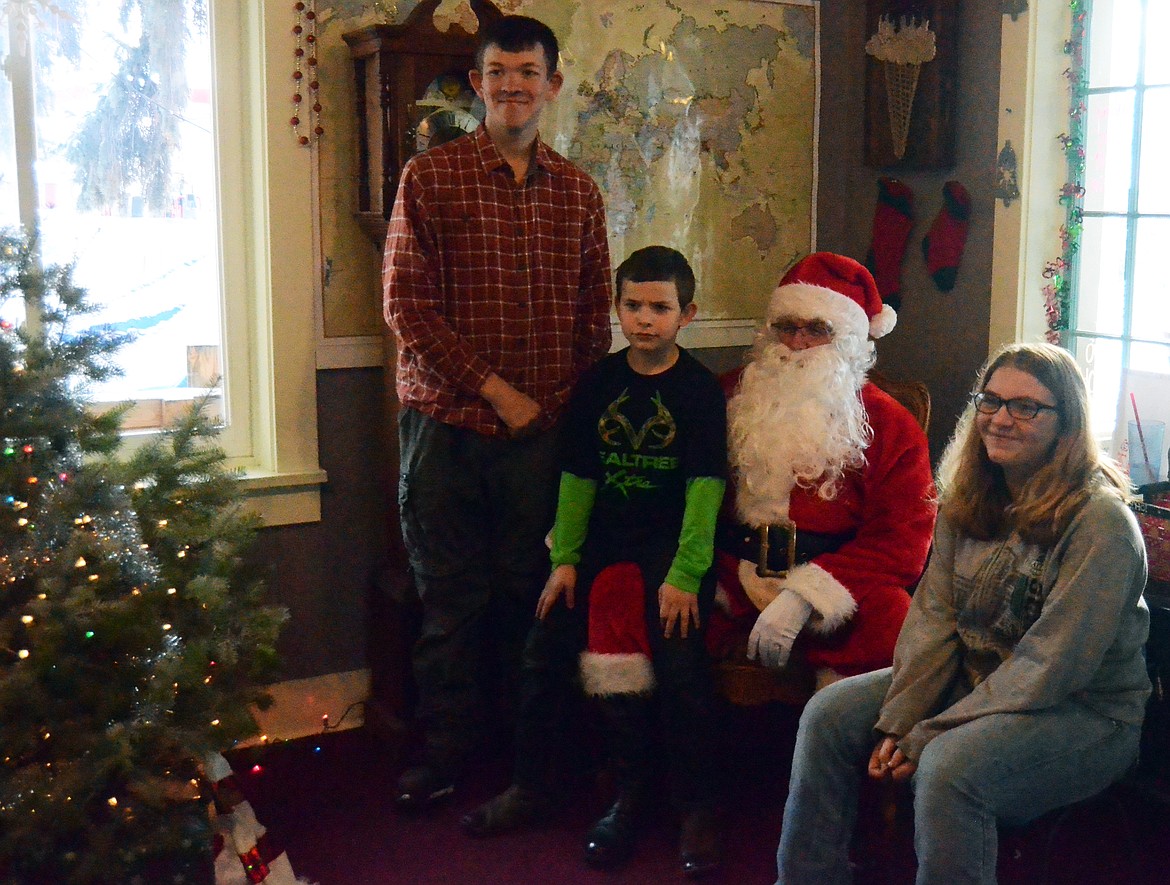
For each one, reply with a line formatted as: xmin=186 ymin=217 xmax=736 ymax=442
xmin=776 ymin=342 xmax=1150 ymax=884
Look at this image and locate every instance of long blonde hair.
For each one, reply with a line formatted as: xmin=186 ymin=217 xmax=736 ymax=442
xmin=937 ymin=342 xmax=1131 ymax=545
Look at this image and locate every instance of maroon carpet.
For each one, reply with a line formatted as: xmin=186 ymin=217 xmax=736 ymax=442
xmin=232 ymin=707 xmax=1170 ymax=885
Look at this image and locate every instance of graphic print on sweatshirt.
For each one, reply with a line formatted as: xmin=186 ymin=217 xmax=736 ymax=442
xmin=957 ymin=535 xmax=1048 ymax=677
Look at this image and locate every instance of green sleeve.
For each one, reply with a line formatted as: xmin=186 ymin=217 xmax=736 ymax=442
xmin=664 ymin=476 xmax=727 ymax=594
xmin=549 ymin=471 xmax=597 ymax=566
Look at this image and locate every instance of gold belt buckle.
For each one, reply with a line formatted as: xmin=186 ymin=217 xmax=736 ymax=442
xmin=757 ymin=518 xmax=797 ymax=578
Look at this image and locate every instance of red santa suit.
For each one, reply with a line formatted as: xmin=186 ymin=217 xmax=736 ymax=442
xmin=715 ymin=375 xmax=935 ymax=676
xmin=713 ymin=252 xmax=936 ymax=679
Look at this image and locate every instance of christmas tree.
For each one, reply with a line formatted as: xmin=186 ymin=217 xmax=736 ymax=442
xmin=0 ymin=228 xmax=287 ymax=884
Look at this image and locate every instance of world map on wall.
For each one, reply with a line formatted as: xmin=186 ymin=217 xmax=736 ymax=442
xmin=314 ymin=0 xmax=818 ymax=339
xmin=516 ymin=0 xmax=818 ymax=322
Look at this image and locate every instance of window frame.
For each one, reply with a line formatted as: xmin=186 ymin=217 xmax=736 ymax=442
xmin=221 ymin=0 xmax=325 ymax=525
xmin=4 ymin=0 xmax=325 ymax=525
xmin=989 ymin=2 xmax=1071 ymax=351
xmin=995 ymin=0 xmax=1170 ymax=463
xmin=1068 ymin=1 xmax=1164 ymax=375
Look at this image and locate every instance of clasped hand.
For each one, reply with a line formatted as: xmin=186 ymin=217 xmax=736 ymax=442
xmin=867 ymin=735 xmax=916 ymax=782
xmin=480 ymin=374 xmax=542 ymax=438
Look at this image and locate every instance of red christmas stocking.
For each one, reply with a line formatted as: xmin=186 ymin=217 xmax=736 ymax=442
xmin=865 ymin=177 xmax=915 ymax=311
xmin=921 ymin=181 xmax=971 ymax=292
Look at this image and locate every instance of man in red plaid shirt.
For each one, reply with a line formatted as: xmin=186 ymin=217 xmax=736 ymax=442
xmin=383 ymin=14 xmax=612 ymax=810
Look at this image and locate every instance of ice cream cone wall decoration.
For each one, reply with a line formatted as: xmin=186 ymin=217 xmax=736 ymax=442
xmin=865 ymin=16 xmax=937 ymax=160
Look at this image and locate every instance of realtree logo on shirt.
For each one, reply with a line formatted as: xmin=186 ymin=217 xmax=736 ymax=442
xmin=598 ymin=390 xmax=676 ymax=450
xmin=597 ymin=389 xmax=679 ymax=498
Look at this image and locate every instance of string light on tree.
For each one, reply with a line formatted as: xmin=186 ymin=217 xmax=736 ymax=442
xmin=0 ymin=227 xmax=288 ymax=880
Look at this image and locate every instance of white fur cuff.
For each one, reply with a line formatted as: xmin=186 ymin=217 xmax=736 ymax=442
xmin=579 ymin=652 xmax=655 ymax=696
xmin=782 ymin=562 xmax=857 ymax=633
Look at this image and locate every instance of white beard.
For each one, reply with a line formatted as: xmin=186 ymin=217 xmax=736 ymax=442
xmin=728 ymin=334 xmax=873 ymax=526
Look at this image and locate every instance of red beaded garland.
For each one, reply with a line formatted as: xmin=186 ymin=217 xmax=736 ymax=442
xmin=290 ymin=0 xmax=322 ymax=145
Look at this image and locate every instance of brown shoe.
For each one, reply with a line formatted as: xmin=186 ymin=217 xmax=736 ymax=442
xmin=679 ymin=806 xmax=721 ymax=878
xmin=460 ymin=785 xmax=547 ymax=837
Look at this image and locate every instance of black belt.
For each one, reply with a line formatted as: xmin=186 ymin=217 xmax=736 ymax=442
xmin=716 ymin=520 xmax=853 ymax=578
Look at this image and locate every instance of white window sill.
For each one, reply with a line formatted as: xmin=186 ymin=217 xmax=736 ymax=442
xmin=238 ymin=468 xmax=328 ymax=527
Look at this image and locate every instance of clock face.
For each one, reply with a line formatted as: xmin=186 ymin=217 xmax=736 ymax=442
xmin=414 ymin=108 xmax=480 ymax=153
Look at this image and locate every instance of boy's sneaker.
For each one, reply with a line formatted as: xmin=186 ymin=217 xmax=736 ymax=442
xmin=394 ymin=765 xmax=455 ymax=811
xmin=460 ymin=785 xmax=548 ymax=837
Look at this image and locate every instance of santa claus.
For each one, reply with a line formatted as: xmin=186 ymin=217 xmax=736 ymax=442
xmin=715 ymin=252 xmax=936 ymax=689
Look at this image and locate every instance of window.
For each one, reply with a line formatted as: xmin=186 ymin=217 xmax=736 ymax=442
xmin=1 ymin=1 xmax=324 ymax=524
xmin=1 ymin=1 xmax=230 ymax=435
xmin=1070 ymin=0 xmax=1170 ymax=481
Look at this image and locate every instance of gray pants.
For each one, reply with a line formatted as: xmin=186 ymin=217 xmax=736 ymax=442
xmin=397 ymin=407 xmax=560 ymax=775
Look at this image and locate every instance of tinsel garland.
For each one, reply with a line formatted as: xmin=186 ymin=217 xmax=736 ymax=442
xmin=1042 ymin=0 xmax=1088 ymax=343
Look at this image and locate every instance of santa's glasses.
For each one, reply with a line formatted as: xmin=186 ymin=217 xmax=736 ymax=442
xmin=771 ymin=319 xmax=833 ymax=342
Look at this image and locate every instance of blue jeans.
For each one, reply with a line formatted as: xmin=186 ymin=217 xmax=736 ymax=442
xmin=776 ymin=668 xmax=1141 ymax=885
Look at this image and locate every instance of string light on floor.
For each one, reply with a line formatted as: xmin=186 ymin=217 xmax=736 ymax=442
xmin=291 ymin=0 xmax=323 ymax=146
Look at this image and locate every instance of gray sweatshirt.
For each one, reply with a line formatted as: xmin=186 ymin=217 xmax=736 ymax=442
xmin=876 ymin=487 xmax=1151 ymax=762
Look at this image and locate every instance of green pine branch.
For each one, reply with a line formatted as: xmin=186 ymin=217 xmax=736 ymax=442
xmin=0 ymin=227 xmax=287 ymax=883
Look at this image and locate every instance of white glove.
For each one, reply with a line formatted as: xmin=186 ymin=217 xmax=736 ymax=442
xmin=748 ymin=589 xmax=813 ymax=669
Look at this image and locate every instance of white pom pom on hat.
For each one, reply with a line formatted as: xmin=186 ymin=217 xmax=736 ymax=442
xmin=767 ymin=252 xmax=897 ymax=340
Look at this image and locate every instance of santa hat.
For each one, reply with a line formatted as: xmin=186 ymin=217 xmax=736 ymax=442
xmin=578 ymin=562 xmax=655 ymax=697
xmin=768 ymin=252 xmax=897 ymax=340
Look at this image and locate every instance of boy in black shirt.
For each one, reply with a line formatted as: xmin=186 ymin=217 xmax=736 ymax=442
xmin=462 ymin=247 xmax=727 ymax=877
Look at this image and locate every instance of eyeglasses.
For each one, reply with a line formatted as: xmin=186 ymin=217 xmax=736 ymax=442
xmin=771 ymin=319 xmax=833 ymax=341
xmin=972 ymin=391 xmax=1059 ymax=420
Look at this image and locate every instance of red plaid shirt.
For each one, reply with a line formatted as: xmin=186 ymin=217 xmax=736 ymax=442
xmin=383 ymin=126 xmax=613 ymax=437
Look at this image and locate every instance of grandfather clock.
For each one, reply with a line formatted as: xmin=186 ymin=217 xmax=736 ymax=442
xmin=343 ymin=0 xmax=502 ymax=747
xmin=343 ymin=0 xmax=503 ymax=247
